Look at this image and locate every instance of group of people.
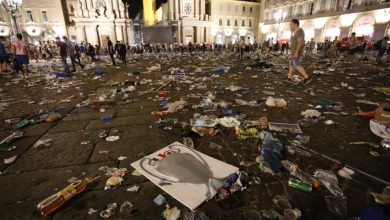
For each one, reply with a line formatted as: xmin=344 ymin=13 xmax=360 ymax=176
xmin=1 ymin=19 xmax=389 ymax=81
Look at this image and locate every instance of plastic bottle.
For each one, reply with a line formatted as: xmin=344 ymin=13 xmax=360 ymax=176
xmin=37 ymin=177 xmax=98 ymax=216
xmin=288 ymin=178 xmax=312 ymax=192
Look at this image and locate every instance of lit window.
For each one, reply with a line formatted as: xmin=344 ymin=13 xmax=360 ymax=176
xmin=242 ymin=20 xmax=245 ymax=26
xmin=250 ymin=7 xmax=253 ymax=13
xmin=27 ymin=11 xmax=34 ymax=22
xmin=235 ymin=19 xmax=238 ymax=26
xmin=249 ymin=20 xmax=252 ymax=27
xmin=243 ymin=6 xmax=245 ymax=12
xmin=42 ymin=11 xmax=48 ymax=22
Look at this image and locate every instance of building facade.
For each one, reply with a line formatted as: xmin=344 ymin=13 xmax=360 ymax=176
xmin=0 ymin=0 xmax=68 ymax=42
xmin=138 ymin=0 xmax=263 ymax=44
xmin=207 ymin=0 xmax=262 ymax=44
xmin=261 ymin=0 xmax=390 ymax=43
xmin=66 ymin=0 xmax=132 ymax=46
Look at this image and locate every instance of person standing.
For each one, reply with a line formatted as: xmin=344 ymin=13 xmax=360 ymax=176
xmin=87 ymin=43 xmax=96 ymax=62
xmin=376 ymin=36 xmax=389 ymax=63
xmin=348 ymin=32 xmax=357 ymax=58
xmin=0 ymin=36 xmax=10 ymax=75
xmin=107 ymin=37 xmax=116 ymax=65
xmin=56 ymin=37 xmax=71 ymax=72
xmin=118 ymin=42 xmax=127 ymax=64
xmin=331 ymin=37 xmax=340 ymax=58
xmin=63 ymin=36 xmax=84 ymax=71
xmin=288 ymin=19 xmax=310 ymax=82
xmin=12 ymin=33 xmax=29 ymax=78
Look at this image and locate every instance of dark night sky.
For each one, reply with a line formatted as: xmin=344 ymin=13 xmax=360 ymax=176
xmin=123 ymin=0 xmax=168 ymax=19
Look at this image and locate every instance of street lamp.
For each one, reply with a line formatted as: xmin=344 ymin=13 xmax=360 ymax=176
xmin=273 ymin=10 xmax=287 ymax=43
xmin=0 ymin=0 xmax=23 ymax=36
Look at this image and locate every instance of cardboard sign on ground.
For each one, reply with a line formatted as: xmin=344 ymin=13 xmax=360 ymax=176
xmin=131 ymin=142 xmax=238 ymax=210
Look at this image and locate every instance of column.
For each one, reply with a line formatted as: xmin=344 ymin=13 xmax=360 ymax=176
xmin=373 ymin=23 xmax=388 ymax=41
xmin=115 ymin=25 xmax=123 ymax=42
xmin=86 ymin=0 xmax=93 ymax=17
xmin=314 ymin=28 xmax=322 ymax=42
xmin=339 ymin=26 xmax=351 ymax=39
xmin=168 ymin=0 xmax=174 ymax=20
xmin=76 ymin=25 xmax=86 ymax=42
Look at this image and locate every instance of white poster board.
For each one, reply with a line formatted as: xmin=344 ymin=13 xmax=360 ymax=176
xmin=131 ymin=142 xmax=238 ymax=210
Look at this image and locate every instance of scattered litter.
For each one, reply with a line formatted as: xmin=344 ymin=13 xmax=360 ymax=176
xmin=4 ymin=155 xmax=17 ymax=164
xmin=33 ymin=138 xmax=53 ymax=148
xmin=117 ymin=156 xmax=127 ymax=161
xmin=106 ymin=136 xmax=120 ymax=142
xmin=127 ymin=185 xmax=140 ymax=192
xmin=153 ymin=194 xmax=166 ymax=206
xmin=88 ymin=208 xmax=98 ymax=215
xmin=338 ymin=167 xmax=355 ymax=180
xmin=100 ymin=203 xmax=117 ymax=218
xmin=104 ymin=176 xmax=124 ymax=190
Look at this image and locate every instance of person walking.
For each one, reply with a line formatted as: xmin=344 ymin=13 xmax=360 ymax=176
xmin=12 ymin=33 xmax=29 ymax=78
xmin=63 ymin=36 xmax=84 ymax=71
xmin=56 ymin=36 xmax=71 ymax=72
xmin=0 ymin=36 xmax=11 ymax=75
xmin=107 ymin=37 xmax=116 ymax=66
xmin=376 ymin=36 xmax=389 ymax=63
xmin=348 ymin=32 xmax=357 ymax=59
xmin=331 ymin=37 xmax=340 ymax=58
xmin=287 ymin=19 xmax=310 ymax=82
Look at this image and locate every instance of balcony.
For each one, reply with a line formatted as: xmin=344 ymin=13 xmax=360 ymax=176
xmin=263 ymin=0 xmax=387 ymax=25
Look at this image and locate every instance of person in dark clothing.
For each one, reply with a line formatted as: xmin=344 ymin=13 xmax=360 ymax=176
xmin=114 ymin=41 xmax=120 ymax=57
xmin=56 ymin=36 xmax=71 ymax=72
xmin=107 ymin=37 xmax=116 ymax=65
xmin=87 ymin=43 xmax=96 ymax=62
xmin=118 ymin=42 xmax=127 ymax=64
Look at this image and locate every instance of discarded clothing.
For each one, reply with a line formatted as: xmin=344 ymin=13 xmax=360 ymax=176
xmin=260 ymin=132 xmax=285 ymax=173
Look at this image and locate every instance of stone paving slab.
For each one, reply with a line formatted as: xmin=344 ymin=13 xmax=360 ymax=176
xmin=0 ymin=161 xmax=116 ymax=205
xmin=0 ymin=135 xmax=41 ymax=172
xmin=6 ymin=131 xmax=96 ymax=172
xmin=63 ymin=109 xmax=117 ymax=121
xmin=52 ymin=182 xmax=180 ymax=220
xmin=88 ymin=135 xmax=168 ymax=164
xmin=85 ymin=115 xmax=156 ymax=130
xmin=48 ymin=120 xmax=90 ymax=134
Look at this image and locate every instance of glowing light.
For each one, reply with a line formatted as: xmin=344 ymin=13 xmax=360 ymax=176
xmin=25 ymin=26 xmax=41 ymax=36
xmin=274 ymin=10 xmax=287 ymax=21
xmin=304 ymin=28 xmax=315 ymax=41
xmin=374 ymin=9 xmax=390 ymax=23
xmin=239 ymin=29 xmax=247 ymax=36
xmin=143 ymin=0 xmax=156 ymax=27
xmin=224 ymin=28 xmax=233 ymax=36
xmin=211 ymin=26 xmax=218 ymax=36
xmin=313 ymin=18 xmax=327 ymax=29
xmin=52 ymin=26 xmax=65 ymax=36
xmin=353 ymin=25 xmax=374 ymax=37
xmin=340 ymin=14 xmax=357 ymax=27
xmin=261 ymin=25 xmax=270 ymax=34
xmin=324 ymin=27 xmax=340 ymax=38
xmin=282 ymin=30 xmax=291 ymax=39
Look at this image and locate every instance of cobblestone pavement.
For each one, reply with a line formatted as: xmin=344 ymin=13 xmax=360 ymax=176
xmin=0 ymin=53 xmax=389 ymax=220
